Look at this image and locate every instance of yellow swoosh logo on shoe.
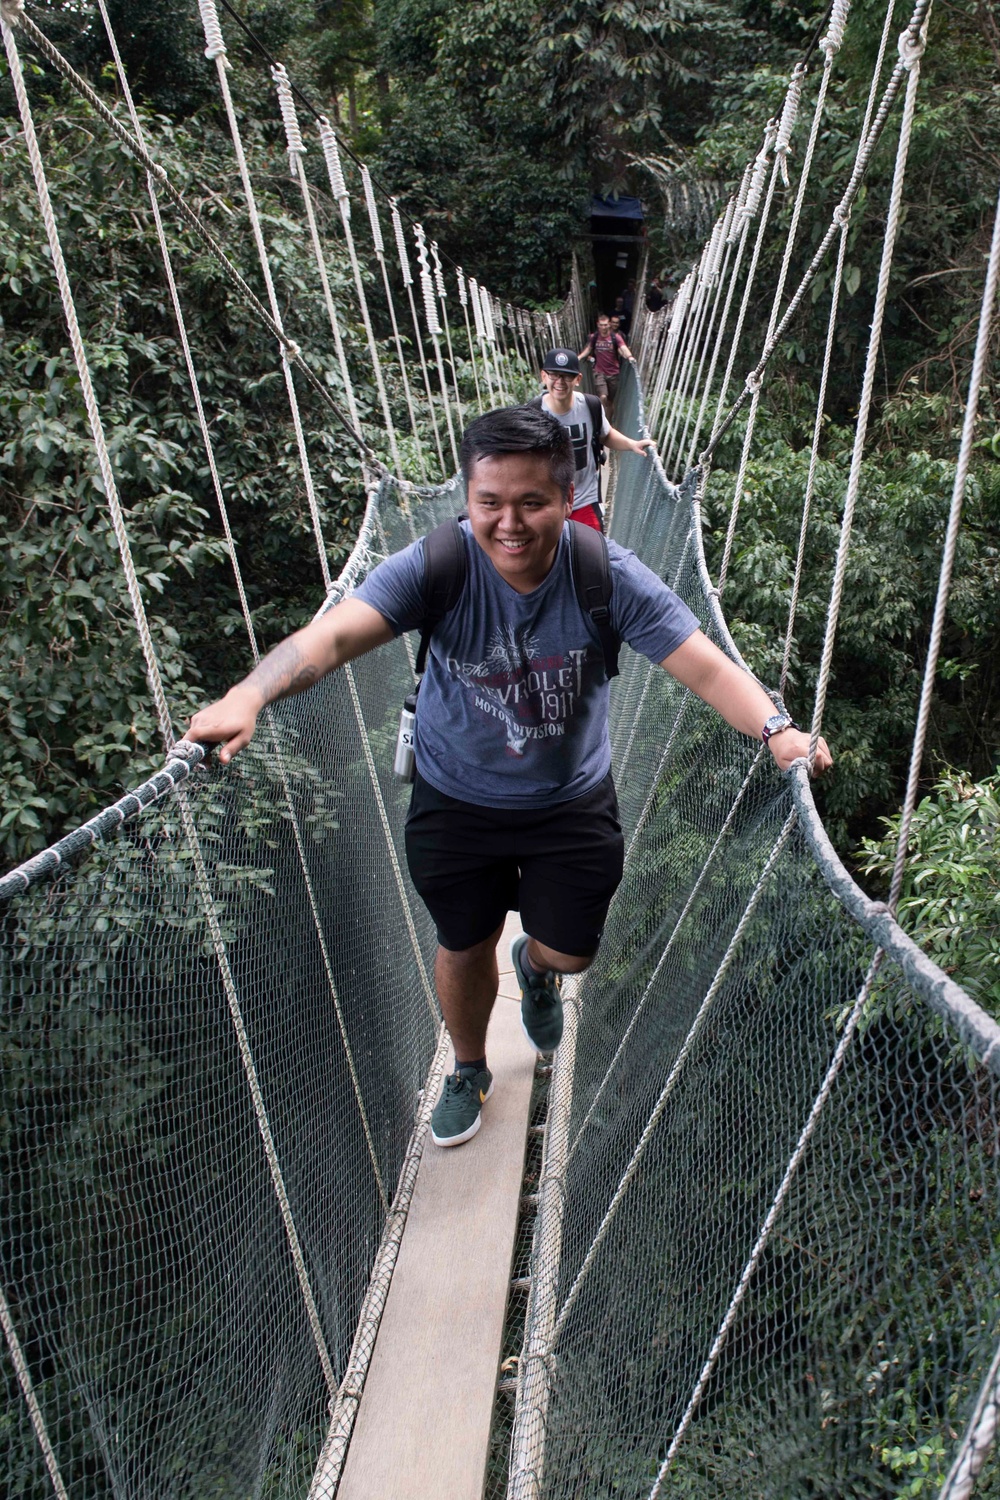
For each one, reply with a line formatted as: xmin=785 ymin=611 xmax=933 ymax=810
xmin=480 ymin=1089 xmax=487 ymax=1103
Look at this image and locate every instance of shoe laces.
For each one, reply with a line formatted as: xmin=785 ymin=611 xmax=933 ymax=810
xmin=444 ymin=1070 xmax=474 ymax=1097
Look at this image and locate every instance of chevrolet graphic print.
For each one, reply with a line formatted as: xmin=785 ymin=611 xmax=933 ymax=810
xmin=447 ymin=623 xmax=590 ymax=755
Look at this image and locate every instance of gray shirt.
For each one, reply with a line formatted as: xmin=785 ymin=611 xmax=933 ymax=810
xmin=354 ymin=520 xmax=699 ymax=808
xmin=541 ymin=391 xmax=611 ymax=512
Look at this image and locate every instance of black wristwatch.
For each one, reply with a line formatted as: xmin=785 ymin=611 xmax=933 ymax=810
xmin=762 ymin=713 xmax=799 ymax=745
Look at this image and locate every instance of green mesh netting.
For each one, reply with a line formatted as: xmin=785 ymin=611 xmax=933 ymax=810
xmin=1 ymin=370 xmax=998 ymax=1500
xmin=506 ymin=367 xmax=1000 ymax=1500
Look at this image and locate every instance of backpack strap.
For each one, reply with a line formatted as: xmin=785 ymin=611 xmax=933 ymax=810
xmin=567 ymin=521 xmax=620 ymax=679
xmin=416 ymin=517 xmax=467 ymax=675
xmin=584 ymin=392 xmax=607 ymax=497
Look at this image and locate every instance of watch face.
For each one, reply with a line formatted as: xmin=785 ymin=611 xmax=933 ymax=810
xmin=764 ymin=714 xmax=790 ymax=733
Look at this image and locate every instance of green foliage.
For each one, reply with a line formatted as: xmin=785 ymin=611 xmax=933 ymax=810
xmin=860 ymin=766 xmax=1000 ymax=1015
xmin=0 ymin=80 xmax=378 ymax=863
xmin=702 ymin=417 xmax=1000 ymax=846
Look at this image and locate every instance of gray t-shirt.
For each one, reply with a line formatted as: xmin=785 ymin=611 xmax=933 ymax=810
xmin=353 ymin=520 xmax=700 ymax=809
xmin=541 ymin=390 xmax=611 ymax=511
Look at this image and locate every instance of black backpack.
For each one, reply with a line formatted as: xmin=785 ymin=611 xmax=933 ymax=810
xmin=527 ymin=392 xmax=607 ymax=500
xmin=414 ymin=517 xmax=620 ymax=680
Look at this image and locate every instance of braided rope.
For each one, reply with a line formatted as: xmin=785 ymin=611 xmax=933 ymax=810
xmin=310 ymin=116 xmax=405 ymax=477
xmin=809 ymin=4 xmax=930 ymax=764
xmin=887 ymin=180 xmax=1000 ymax=914
xmin=704 ymin=0 xmax=932 ymax=463
xmin=200 ymin=32 xmax=339 ymax=586
xmin=456 ymin=267 xmax=484 ymax=411
xmin=413 ymin=223 xmax=458 ymax=467
xmin=6 ymin=3 xmax=378 ymax=474
xmin=0 ymin=1285 xmax=70 ymax=1500
xmin=393 ymin=203 xmax=445 ymax=473
xmin=360 ymin=175 xmax=426 ymax=478
xmin=715 ymin=50 xmax=836 ymax=590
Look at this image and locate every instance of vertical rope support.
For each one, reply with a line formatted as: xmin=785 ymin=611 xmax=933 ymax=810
xmin=362 ymin=174 xmax=427 ymax=479
xmin=809 ymin=7 xmax=930 ymax=761
xmin=393 ymin=199 xmax=446 ymax=474
xmin=413 ymin=223 xmax=459 ymax=468
xmin=708 ymin=120 xmax=778 ymax=446
xmin=471 ymin=276 xmax=499 ymax=402
xmin=310 ymin=111 xmax=405 ymax=477
xmin=456 ymin=267 xmax=484 ymax=411
xmin=97 ymin=7 xmax=393 ymax=1216
xmin=887 ymin=178 xmax=1000 ymax=910
xmin=273 ymin=76 xmax=366 ymax=458
xmin=2 ymin=15 xmax=174 ymax=750
xmin=431 ymin=239 xmax=464 ymax=428
xmin=196 ymin=0 xmax=332 ymax=589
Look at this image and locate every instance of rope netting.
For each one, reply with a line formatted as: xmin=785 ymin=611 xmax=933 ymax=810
xmin=3 ymin=0 xmax=1000 ymax=1496
xmin=506 ymin=368 xmax=1000 ymax=1500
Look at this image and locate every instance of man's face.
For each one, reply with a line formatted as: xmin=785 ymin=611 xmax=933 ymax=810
xmin=597 ymin=317 xmax=610 ymax=335
xmin=466 ymin=453 xmax=572 ymax=594
xmin=540 ymin=368 xmax=581 ymax=403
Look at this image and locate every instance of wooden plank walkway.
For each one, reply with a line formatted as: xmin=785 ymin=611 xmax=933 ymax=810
xmin=338 ymin=913 xmax=534 ymax=1499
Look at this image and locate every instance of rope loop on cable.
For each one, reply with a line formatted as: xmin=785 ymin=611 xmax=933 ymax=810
xmin=833 ymin=201 xmax=852 ymax=228
xmin=272 ymin=64 xmax=306 ymax=162
xmin=820 ymin=0 xmax=851 ymax=57
xmin=0 ymin=0 xmax=25 ymax=26
xmin=774 ymin=64 xmax=805 ymax=186
xmin=745 ymin=369 xmax=762 ymax=394
xmin=898 ymin=26 xmax=926 ymax=69
xmin=317 ymin=116 xmax=349 ymax=207
xmin=391 ymin=199 xmax=413 ymax=286
xmin=361 ymin=165 xmax=383 ymax=254
xmin=196 ymin=0 xmax=229 ymax=62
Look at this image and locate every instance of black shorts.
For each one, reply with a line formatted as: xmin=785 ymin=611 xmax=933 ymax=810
xmin=405 ymin=771 xmax=625 ymax=955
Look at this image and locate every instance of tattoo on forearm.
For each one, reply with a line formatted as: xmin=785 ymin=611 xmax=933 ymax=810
xmin=242 ymin=639 xmax=320 ymax=704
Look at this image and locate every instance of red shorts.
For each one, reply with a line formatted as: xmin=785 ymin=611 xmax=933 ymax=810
xmin=571 ymin=502 xmax=604 ymax=532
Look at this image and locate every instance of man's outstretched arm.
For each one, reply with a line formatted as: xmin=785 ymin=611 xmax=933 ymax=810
xmin=661 ymin=629 xmax=832 ymax=774
xmin=187 ymin=598 xmax=395 ymax=763
xmin=605 ymin=425 xmax=654 ymax=458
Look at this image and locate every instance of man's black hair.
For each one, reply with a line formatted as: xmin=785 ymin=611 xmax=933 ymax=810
xmin=460 ymin=404 xmax=575 ymax=499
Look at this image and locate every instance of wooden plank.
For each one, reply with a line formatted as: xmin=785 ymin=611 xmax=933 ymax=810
xmin=338 ymin=915 xmax=533 ymax=1500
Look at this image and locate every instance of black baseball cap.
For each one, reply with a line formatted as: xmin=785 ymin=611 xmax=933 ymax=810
xmin=541 ymin=348 xmax=581 ymax=377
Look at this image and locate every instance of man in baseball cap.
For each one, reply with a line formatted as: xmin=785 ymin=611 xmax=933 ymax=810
xmin=529 ymin=347 xmax=653 ymax=531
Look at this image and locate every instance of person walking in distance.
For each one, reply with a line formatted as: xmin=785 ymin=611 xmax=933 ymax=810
xmin=187 ymin=407 xmax=831 ymax=1149
xmin=580 ymin=312 xmax=636 ymax=420
xmin=531 ymin=347 xmax=652 ymax=531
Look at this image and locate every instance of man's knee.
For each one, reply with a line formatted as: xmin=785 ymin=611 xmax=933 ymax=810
xmin=530 ymin=938 xmax=596 ymax=975
xmin=438 ymin=923 xmax=505 ymax=967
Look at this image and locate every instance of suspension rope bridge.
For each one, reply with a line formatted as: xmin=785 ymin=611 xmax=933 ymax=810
xmin=2 ymin=0 xmax=1000 ymax=1496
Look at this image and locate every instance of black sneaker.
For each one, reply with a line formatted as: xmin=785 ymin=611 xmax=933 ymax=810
xmin=430 ymin=1066 xmax=494 ymax=1147
xmin=511 ymin=935 xmax=563 ymax=1053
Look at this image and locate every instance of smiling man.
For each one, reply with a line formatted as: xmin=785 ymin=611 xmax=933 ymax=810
xmin=188 ymin=406 xmax=831 ymax=1149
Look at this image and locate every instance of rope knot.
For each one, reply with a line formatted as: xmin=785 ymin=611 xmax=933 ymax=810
xmin=898 ymin=28 xmax=926 ymax=69
xmin=833 ymin=201 xmax=851 ymax=228
xmin=196 ymin=0 xmax=228 ymax=61
xmin=283 ymin=340 xmax=301 ymax=363
xmin=820 ymin=0 xmax=851 ymax=57
xmin=745 ymin=370 xmax=762 ymax=394
xmin=0 ymin=0 xmax=25 ymax=26
xmin=151 ymin=162 xmax=169 ymax=185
